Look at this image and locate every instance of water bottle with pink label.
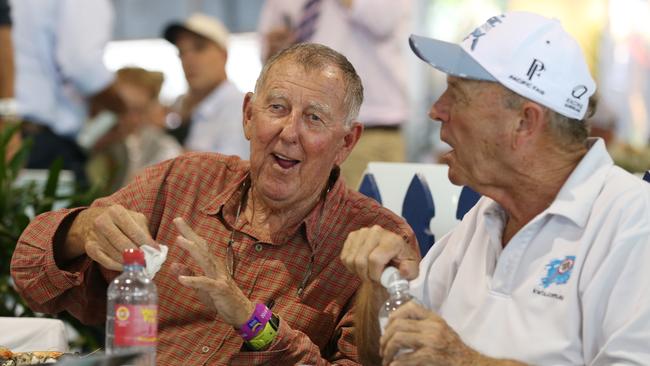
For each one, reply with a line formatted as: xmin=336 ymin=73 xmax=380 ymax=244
xmin=106 ymin=248 xmax=157 ymax=365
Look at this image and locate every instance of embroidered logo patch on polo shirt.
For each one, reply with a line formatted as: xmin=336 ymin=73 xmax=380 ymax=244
xmin=532 ymin=256 xmax=576 ymax=300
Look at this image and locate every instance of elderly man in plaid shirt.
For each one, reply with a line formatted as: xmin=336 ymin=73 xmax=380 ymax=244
xmin=11 ymin=43 xmax=416 ymax=365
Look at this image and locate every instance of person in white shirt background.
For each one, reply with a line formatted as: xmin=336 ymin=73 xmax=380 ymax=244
xmin=341 ymin=11 xmax=650 ymax=366
xmin=258 ymin=0 xmax=411 ymax=188
xmin=11 ymin=0 xmax=125 ymax=186
xmin=163 ymin=13 xmax=249 ymax=159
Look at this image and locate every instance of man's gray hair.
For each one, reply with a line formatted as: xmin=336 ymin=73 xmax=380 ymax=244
xmin=502 ymin=87 xmax=597 ymax=149
xmin=254 ymin=43 xmax=364 ymax=126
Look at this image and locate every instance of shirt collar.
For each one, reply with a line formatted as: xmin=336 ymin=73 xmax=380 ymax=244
xmin=481 ymin=138 xmax=613 ymax=229
xmin=200 ymin=159 xmax=250 ymax=216
xmin=545 ymin=138 xmax=612 ymax=227
xmin=200 ymin=166 xmax=345 ymax=250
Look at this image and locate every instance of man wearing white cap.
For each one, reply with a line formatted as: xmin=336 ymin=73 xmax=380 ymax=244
xmin=163 ymin=13 xmax=249 ymax=158
xmin=341 ymin=11 xmax=650 ymax=365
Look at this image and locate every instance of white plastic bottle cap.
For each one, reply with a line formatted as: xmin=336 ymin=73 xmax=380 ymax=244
xmin=380 ymin=266 xmax=401 ymax=288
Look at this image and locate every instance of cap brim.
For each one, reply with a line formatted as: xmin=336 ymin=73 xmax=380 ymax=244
xmin=409 ymin=34 xmax=496 ymax=81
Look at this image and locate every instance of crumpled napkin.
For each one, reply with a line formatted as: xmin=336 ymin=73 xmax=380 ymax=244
xmin=140 ymin=244 xmax=169 ymax=279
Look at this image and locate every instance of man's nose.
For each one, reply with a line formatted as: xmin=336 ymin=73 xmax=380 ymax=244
xmin=278 ymin=112 xmax=300 ymax=143
xmin=428 ymin=98 xmax=449 ymax=123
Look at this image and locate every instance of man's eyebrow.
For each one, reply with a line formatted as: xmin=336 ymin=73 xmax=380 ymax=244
xmin=265 ymin=90 xmax=287 ymax=101
xmin=307 ymin=101 xmax=332 ymax=116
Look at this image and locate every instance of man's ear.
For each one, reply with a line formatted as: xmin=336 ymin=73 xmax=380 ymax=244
xmin=242 ymin=92 xmax=255 ymax=140
xmin=334 ymin=122 xmax=363 ymax=166
xmin=513 ymin=101 xmax=546 ymax=149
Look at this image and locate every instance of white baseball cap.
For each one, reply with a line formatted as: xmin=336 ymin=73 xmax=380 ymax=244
xmin=163 ymin=13 xmax=229 ymax=51
xmin=409 ymin=11 xmax=596 ymax=120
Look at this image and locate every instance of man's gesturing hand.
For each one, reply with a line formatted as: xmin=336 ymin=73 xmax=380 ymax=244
xmin=173 ymin=217 xmax=254 ymax=328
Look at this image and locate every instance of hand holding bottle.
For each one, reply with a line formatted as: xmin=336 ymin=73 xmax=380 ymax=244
xmin=379 ymin=300 xmax=481 ymax=365
xmin=341 ymin=225 xmax=420 ymax=283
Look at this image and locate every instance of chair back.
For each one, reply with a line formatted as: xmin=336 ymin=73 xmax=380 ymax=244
xmin=643 ymin=171 xmax=650 ymax=183
xmin=358 ymin=162 xmax=480 ymax=255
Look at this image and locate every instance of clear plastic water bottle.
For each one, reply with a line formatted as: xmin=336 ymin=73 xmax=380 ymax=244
xmin=106 ymin=248 xmax=157 ymax=365
xmin=378 ymin=266 xmax=412 ymax=334
xmin=378 ymin=267 xmax=414 ymax=356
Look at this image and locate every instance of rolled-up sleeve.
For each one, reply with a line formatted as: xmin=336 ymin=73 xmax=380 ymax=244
xmin=10 ymin=207 xmax=110 ymax=324
xmin=11 ymin=158 xmax=177 ymax=324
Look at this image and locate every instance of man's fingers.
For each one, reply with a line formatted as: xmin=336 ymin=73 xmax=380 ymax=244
xmin=390 ymin=301 xmax=430 ymax=321
xmin=129 ymin=211 xmax=159 ymax=249
xmin=175 ymin=236 xmax=217 ymax=278
xmin=178 ymin=275 xmax=217 ymax=292
xmin=173 ymin=217 xmax=205 ymax=248
xmin=352 ymin=226 xmax=383 ymax=282
xmin=86 ymin=240 xmax=123 ymax=271
xmin=367 ymin=231 xmax=407 ymax=282
xmin=93 ymin=230 xmax=123 ymax=261
xmin=342 ymin=226 xmax=416 ymax=284
xmin=388 ymin=348 xmax=431 ymax=366
xmin=108 ymin=205 xmax=155 ymax=247
xmin=94 ymin=216 xmax=137 ymax=257
xmin=174 ymin=217 xmax=229 ymax=278
xmin=169 ymin=262 xmax=193 ymax=277
xmin=381 ymin=318 xmax=427 ymax=355
xmin=342 ymin=227 xmax=370 ymax=281
xmin=382 ymin=331 xmax=425 ymax=364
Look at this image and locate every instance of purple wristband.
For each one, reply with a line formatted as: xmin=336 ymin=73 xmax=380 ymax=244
xmin=239 ymin=303 xmax=272 ymax=341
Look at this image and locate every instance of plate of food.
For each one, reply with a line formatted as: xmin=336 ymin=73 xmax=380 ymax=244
xmin=0 ymin=346 xmax=63 ymax=365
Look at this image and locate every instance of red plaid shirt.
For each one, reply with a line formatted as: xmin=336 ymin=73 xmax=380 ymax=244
xmin=12 ymin=153 xmax=416 ymax=365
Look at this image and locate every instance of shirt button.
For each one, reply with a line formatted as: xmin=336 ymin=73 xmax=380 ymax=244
xmin=201 ymin=346 xmax=210 ymax=353
xmin=255 ymin=243 xmax=264 ymax=252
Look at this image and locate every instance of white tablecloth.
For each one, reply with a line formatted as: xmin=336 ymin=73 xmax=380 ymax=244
xmin=0 ymin=317 xmax=68 ymax=352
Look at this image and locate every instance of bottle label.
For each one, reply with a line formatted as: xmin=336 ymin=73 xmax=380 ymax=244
xmin=114 ymin=304 xmax=158 ymax=346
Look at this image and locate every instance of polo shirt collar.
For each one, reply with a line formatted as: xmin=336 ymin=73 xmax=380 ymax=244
xmin=482 ymin=138 xmax=612 ymax=229
xmin=545 ymin=138 xmax=612 ymax=227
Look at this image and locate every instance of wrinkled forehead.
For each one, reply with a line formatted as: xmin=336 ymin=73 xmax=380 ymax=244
xmin=262 ymin=60 xmax=346 ymax=97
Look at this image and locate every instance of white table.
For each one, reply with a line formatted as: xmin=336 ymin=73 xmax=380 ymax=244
xmin=0 ymin=317 xmax=68 ymax=352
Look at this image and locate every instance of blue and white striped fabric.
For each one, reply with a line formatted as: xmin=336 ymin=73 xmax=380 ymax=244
xmin=294 ymin=0 xmax=322 ymax=43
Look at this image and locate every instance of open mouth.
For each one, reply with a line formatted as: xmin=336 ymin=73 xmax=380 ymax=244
xmin=273 ymin=153 xmax=301 ymax=169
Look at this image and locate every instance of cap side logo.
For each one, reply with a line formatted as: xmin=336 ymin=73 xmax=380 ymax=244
xmin=571 ymin=85 xmax=588 ymax=99
xmin=463 ymin=15 xmax=505 ymax=51
xmin=526 ymin=59 xmax=545 ymax=80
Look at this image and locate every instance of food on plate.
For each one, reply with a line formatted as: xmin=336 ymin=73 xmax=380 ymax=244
xmin=0 ymin=347 xmax=63 ymax=366
xmin=0 ymin=347 xmax=12 ymax=365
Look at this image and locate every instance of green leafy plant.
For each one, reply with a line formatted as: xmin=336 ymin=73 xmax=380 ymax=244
xmin=0 ymin=123 xmax=103 ymax=351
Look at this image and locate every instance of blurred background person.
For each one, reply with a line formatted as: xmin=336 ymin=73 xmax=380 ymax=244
xmin=163 ymin=13 xmax=249 ymax=158
xmin=10 ymin=0 xmax=125 ymax=186
xmin=258 ymin=0 xmax=412 ymax=187
xmin=87 ymin=67 xmax=183 ymax=193
xmin=0 ymin=0 xmax=19 ymax=160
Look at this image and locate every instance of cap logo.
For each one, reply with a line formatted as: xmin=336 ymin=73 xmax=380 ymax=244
xmin=571 ymin=85 xmax=588 ymax=99
xmin=464 ymin=15 xmax=505 ymax=51
xmin=526 ymin=59 xmax=545 ymax=80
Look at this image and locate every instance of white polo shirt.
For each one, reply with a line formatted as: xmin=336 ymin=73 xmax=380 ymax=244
xmin=411 ymin=138 xmax=650 ymax=365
